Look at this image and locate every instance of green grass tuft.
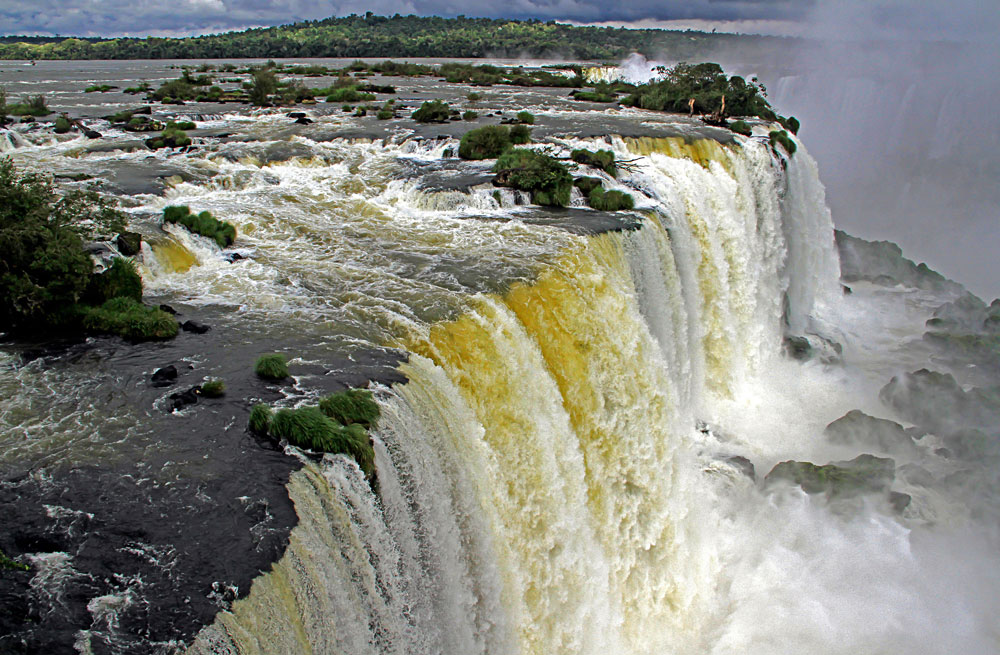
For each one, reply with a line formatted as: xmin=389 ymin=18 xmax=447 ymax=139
xmin=571 ymin=148 xmax=617 ymax=177
xmin=87 ymin=257 xmax=143 ymax=304
xmin=769 ymin=129 xmax=797 ymax=156
xmin=249 ymin=403 xmax=273 ymax=433
xmin=509 ymin=123 xmax=532 ymax=145
xmin=458 ymin=124 xmax=511 ymax=160
xmin=587 ymin=187 xmax=635 ymax=211
xmin=81 ymin=297 xmax=178 ymax=341
xmin=201 ymin=379 xmax=225 ymax=397
xmin=411 ymin=99 xmax=450 ymax=123
xmin=0 ymin=547 xmax=29 ymax=572
xmin=729 ymin=119 xmax=752 ymax=136
xmin=162 ymin=205 xmax=237 ymax=248
xmin=255 ymin=353 xmax=289 ymax=380
xmin=268 ymin=406 xmax=375 ymax=475
xmin=319 ymin=388 xmax=380 ymax=428
xmin=493 ymin=148 xmax=573 ymax=207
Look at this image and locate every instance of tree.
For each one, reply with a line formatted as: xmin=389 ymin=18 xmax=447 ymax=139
xmin=248 ymin=68 xmax=279 ymax=105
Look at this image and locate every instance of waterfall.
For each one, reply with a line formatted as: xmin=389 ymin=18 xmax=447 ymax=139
xmin=188 ymin=134 xmax=845 ymax=654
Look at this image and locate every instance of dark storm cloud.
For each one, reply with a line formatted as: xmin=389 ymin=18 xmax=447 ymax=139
xmin=0 ymin=0 xmax=812 ymax=37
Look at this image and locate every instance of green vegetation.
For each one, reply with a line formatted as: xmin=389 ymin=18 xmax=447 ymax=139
xmin=515 ymin=111 xmax=534 ymax=125
xmin=7 ymin=94 xmax=51 ymax=117
xmin=166 ymin=120 xmax=196 ymax=130
xmin=86 ymin=257 xmax=142 ymax=304
xmin=494 ymin=148 xmax=572 ymax=207
xmin=162 ymin=205 xmax=236 ymax=247
xmin=570 ymin=90 xmax=617 ymax=103
xmin=587 ymin=187 xmax=634 ymax=211
xmin=0 ymin=547 xmax=29 ymax=572
xmin=462 ymin=110 xmax=478 ymax=121
xmin=573 ymin=176 xmax=603 ymax=195
xmin=319 ymin=388 xmax=380 ymax=428
xmin=622 ymin=62 xmax=776 ymax=120
xmin=769 ymin=129 xmax=797 ymax=156
xmin=324 ymin=86 xmax=375 ymax=103
xmin=54 ymin=115 xmax=72 ymax=133
xmin=376 ymin=107 xmax=394 ymax=120
xmin=248 ymin=387 xmax=379 ymax=476
xmin=84 ymin=84 xmax=116 ymax=93
xmin=411 ymin=99 xmax=450 ymax=123
xmin=0 ymin=16 xmax=785 ymax=61
xmin=0 ymin=158 xmax=153 ymax=335
xmin=248 ymin=68 xmax=278 ymax=105
xmin=509 ymin=124 xmax=532 ymax=145
xmin=466 ymin=92 xmax=482 ymax=102
xmin=571 ymin=148 xmax=617 ymax=177
xmin=254 ymin=353 xmax=289 ymax=380
xmin=81 ymin=296 xmax=178 ymax=340
xmin=778 ymin=115 xmax=800 ymax=135
xmin=0 ymin=87 xmax=7 ymax=125
xmin=201 ymin=379 xmax=225 ymax=397
xmin=146 ymin=124 xmax=192 ymax=149
xmin=150 ymin=77 xmax=200 ymax=102
xmin=729 ymin=119 xmax=752 ymax=136
xmin=123 ymin=82 xmax=151 ymax=94
xmin=458 ymin=124 xmax=512 ymax=160
xmin=249 ymin=403 xmax=273 ymax=433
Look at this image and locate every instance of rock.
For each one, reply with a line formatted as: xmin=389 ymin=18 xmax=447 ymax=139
xmin=158 ymin=304 xmax=178 ymax=315
xmin=151 ymin=365 xmax=178 ymax=387
xmin=223 ymin=252 xmax=245 ymax=263
xmin=116 ymin=231 xmax=142 ymax=257
xmin=169 ymin=385 xmax=202 ymax=411
xmin=765 ymin=454 xmax=896 ymax=499
xmin=133 ymin=106 xmax=152 ymax=115
xmin=888 ymin=491 xmax=911 ymax=513
xmin=287 ymin=112 xmax=306 ymax=119
xmin=83 ymin=129 xmax=102 ymax=139
xmin=842 ymin=284 xmax=852 ymax=295
xmin=181 ymin=320 xmax=210 ymax=334
xmin=724 ymin=455 xmax=756 ymax=481
xmin=824 ymin=409 xmax=921 ymax=456
xmin=783 ymin=335 xmax=812 ymax=360
xmin=294 ymin=117 xmax=313 ymax=125
xmin=21 ymin=116 xmax=35 ymax=124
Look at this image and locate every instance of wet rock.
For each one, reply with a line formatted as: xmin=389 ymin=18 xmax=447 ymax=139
xmin=294 ymin=116 xmax=313 ymax=125
xmin=169 ymin=386 xmax=202 ymax=411
xmin=765 ymin=454 xmax=895 ymax=499
xmin=83 ymin=128 xmax=102 ymax=139
xmin=888 ymin=491 xmax=911 ymax=513
xmin=824 ymin=409 xmax=921 ymax=456
xmin=835 ymin=230 xmax=964 ymax=294
xmin=181 ymin=320 xmax=210 ymax=334
xmin=116 ymin=231 xmax=142 ymax=257
xmin=783 ymin=335 xmax=812 ymax=360
xmin=287 ymin=112 xmax=306 ymax=119
xmin=158 ymin=304 xmax=178 ymax=315
xmin=151 ymin=365 xmax=178 ymax=387
xmin=223 ymin=252 xmax=245 ymax=263
xmin=724 ymin=455 xmax=756 ymax=481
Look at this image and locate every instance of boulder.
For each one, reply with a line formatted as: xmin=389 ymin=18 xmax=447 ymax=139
xmin=83 ymin=129 xmax=102 ymax=139
xmin=783 ymin=335 xmax=812 ymax=360
xmin=181 ymin=320 xmax=210 ymax=334
xmin=169 ymin=385 xmax=202 ymax=411
xmin=287 ymin=112 xmax=306 ymax=119
xmin=158 ymin=304 xmax=178 ymax=315
xmin=294 ymin=116 xmax=313 ymax=125
xmin=116 ymin=231 xmax=142 ymax=257
xmin=151 ymin=365 xmax=178 ymax=387
xmin=724 ymin=455 xmax=756 ymax=481
xmin=765 ymin=454 xmax=895 ymax=499
xmin=824 ymin=409 xmax=921 ymax=456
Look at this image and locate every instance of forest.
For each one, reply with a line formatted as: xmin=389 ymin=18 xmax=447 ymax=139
xmin=0 ymin=13 xmax=789 ymax=61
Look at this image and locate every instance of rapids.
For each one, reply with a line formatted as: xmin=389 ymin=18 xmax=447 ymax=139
xmin=1 ymin=59 xmax=997 ymax=654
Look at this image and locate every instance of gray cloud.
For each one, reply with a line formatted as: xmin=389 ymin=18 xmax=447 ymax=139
xmin=0 ymin=0 xmax=810 ymax=37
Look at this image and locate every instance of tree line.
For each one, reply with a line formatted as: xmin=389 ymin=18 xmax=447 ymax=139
xmin=0 ymin=13 xmax=789 ymax=61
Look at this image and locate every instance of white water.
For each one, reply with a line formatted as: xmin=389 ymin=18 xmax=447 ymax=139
xmin=179 ymin=126 xmax=1000 ymax=655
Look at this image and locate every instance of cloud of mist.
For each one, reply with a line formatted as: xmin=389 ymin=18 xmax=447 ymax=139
xmin=763 ymin=0 xmax=1000 ymax=299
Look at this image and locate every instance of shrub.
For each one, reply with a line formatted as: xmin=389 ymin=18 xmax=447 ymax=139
xmin=0 ymin=159 xmax=126 ymax=333
xmin=571 ymin=148 xmax=616 ymax=177
xmin=588 ymin=187 xmax=635 ymax=211
xmin=467 ymin=92 xmax=481 ymax=102
xmin=411 ymin=99 xmax=450 ymax=123
xmin=570 ymin=90 xmax=616 ymax=102
xmin=509 ymin=124 xmax=532 ymax=145
xmin=778 ymin=115 xmax=800 ymax=135
xmin=86 ymin=257 xmax=142 ymax=304
xmin=150 ymin=78 xmax=198 ymax=102
xmin=8 ymin=94 xmax=51 ymax=117
xmin=515 ymin=111 xmax=535 ymax=125
xmin=769 ymin=129 xmax=797 ymax=156
xmin=166 ymin=120 xmax=196 ymax=131
xmin=54 ymin=115 xmax=72 ymax=134
xmin=342 ymin=104 xmax=354 ymax=112
xmin=319 ymin=388 xmax=380 ymax=428
xmin=494 ymin=148 xmax=573 ymax=207
xmin=249 ymin=403 xmax=273 ymax=433
xmin=81 ymin=297 xmax=178 ymax=340
xmin=248 ymin=69 xmax=279 ymax=105
xmin=255 ymin=353 xmax=289 ymax=380
xmin=462 ymin=110 xmax=478 ymax=121
xmin=84 ymin=84 xmax=116 ymax=93
xmin=325 ymin=86 xmax=375 ymax=103
xmin=354 ymin=107 xmax=367 ymax=117
xmin=729 ymin=119 xmax=752 ymax=136
xmin=458 ymin=124 xmax=511 ymax=160
xmin=162 ymin=205 xmax=237 ymax=248
xmin=201 ymin=379 xmax=225 ymax=397
xmin=574 ymin=176 xmax=603 ymax=194
xmin=123 ymin=82 xmax=151 ymax=95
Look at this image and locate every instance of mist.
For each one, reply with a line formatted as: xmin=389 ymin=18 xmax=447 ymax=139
xmin=759 ymin=1 xmax=1000 ymax=300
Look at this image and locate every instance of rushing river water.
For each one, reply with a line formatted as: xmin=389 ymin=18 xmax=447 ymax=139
xmin=1 ymin=59 xmax=999 ymax=654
